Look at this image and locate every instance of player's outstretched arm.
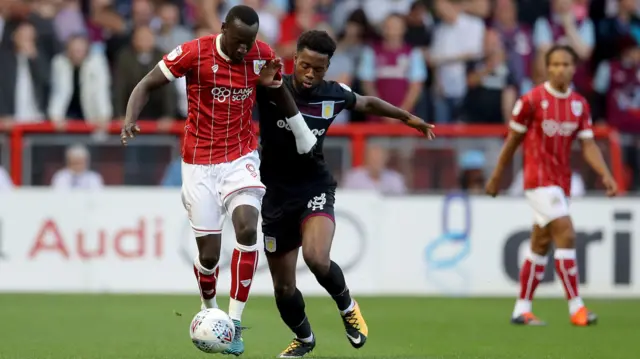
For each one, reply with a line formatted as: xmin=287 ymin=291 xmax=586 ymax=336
xmin=353 ymin=94 xmax=435 ymax=138
xmin=267 ymin=85 xmax=317 ymax=154
xmin=120 ymin=66 xmax=169 ymax=146
xmin=486 ymin=130 xmax=524 ymax=197
xmin=581 ymin=138 xmax=617 ymax=196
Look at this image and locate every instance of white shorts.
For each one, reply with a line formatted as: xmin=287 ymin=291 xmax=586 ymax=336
xmin=181 ymin=151 xmax=266 ymax=236
xmin=524 ymin=186 xmax=570 ymax=227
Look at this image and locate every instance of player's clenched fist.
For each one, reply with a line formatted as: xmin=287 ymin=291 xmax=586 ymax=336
xmin=120 ymin=122 xmax=141 ymax=146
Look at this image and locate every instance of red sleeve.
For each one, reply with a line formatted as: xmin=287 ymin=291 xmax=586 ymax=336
xmin=509 ymin=93 xmax=534 ymax=133
xmin=158 ymin=39 xmax=198 ymax=81
xmin=577 ymin=100 xmax=594 ymax=139
xmin=257 ymin=41 xmax=282 ymax=84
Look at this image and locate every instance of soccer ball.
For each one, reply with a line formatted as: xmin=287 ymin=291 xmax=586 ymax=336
xmin=189 ymin=308 xmax=235 ymax=353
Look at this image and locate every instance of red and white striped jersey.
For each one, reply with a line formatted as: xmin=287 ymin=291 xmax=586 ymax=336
xmin=510 ymin=82 xmax=594 ymax=196
xmin=159 ymin=34 xmax=279 ymax=164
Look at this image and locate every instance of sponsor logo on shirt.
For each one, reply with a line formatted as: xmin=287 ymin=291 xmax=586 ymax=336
xmin=211 ymin=87 xmax=254 ymax=102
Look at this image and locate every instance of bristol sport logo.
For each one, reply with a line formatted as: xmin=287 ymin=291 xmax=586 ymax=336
xmin=211 ymin=87 xmax=253 ymax=103
xmin=276 ymin=120 xmax=326 ymax=137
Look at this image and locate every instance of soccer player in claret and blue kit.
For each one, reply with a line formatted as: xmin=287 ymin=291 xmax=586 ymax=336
xmin=486 ymin=45 xmax=618 ymax=327
xmin=256 ymin=30 xmax=435 ymax=358
xmin=119 ymin=5 xmax=319 ymax=356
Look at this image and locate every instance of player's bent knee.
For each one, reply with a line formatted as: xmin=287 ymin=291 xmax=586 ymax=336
xmin=302 ymin=247 xmax=331 ymax=276
xmin=198 ymin=252 xmax=220 ymax=269
xmin=273 ymin=281 xmax=296 ymax=298
xmin=234 ymin=222 xmax=258 ymax=245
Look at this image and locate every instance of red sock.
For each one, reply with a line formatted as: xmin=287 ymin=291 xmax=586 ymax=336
xmin=554 ymin=248 xmax=580 ymax=300
xmin=230 ymin=247 xmax=259 ymax=302
xmin=194 ymin=258 xmax=219 ymax=302
xmin=518 ymin=255 xmax=546 ymax=300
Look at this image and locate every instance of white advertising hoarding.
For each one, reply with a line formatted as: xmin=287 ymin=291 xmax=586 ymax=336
xmin=0 ymin=189 xmax=637 ymax=296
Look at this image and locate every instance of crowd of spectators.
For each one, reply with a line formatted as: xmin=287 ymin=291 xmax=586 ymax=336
xmin=0 ymin=0 xmax=639 ymax=192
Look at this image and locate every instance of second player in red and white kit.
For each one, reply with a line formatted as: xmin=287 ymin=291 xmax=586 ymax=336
xmin=487 ymin=45 xmax=617 ymax=327
xmin=120 ymin=5 xmax=317 ymax=356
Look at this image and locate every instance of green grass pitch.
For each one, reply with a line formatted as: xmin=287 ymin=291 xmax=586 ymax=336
xmin=0 ymin=294 xmax=639 ymax=359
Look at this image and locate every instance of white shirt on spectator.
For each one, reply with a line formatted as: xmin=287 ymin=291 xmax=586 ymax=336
xmin=430 ymin=13 xmax=485 ymax=98
xmin=0 ymin=166 xmax=13 ymax=191
xmin=14 ymin=55 xmax=44 ymax=123
xmin=508 ymin=170 xmax=585 ymax=197
xmin=342 ymin=167 xmax=407 ymax=195
xmin=51 ymin=169 xmax=104 ymax=190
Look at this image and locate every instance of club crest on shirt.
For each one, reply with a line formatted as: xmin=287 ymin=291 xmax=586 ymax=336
xmin=541 ymin=100 xmax=549 ymax=109
xmin=571 ymin=100 xmax=583 ymax=116
xmin=212 ymin=64 xmax=218 ymax=73
xmin=167 ymin=45 xmax=182 ymax=61
xmin=264 ymin=236 xmax=276 ymax=253
xmin=321 ymin=101 xmax=335 ymax=119
xmin=253 ymin=60 xmax=266 ymax=75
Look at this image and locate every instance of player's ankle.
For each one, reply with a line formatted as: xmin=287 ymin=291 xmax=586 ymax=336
xmin=297 ymin=333 xmax=314 ymax=343
xmin=340 ymin=300 xmax=356 ymax=315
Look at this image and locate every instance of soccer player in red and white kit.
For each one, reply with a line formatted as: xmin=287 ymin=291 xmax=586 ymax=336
xmin=120 ymin=6 xmax=318 ymax=355
xmin=486 ymin=45 xmax=618 ymax=327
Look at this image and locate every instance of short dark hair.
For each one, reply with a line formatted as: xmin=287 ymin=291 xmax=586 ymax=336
xmin=225 ymin=5 xmax=259 ymax=26
xmin=545 ymin=45 xmax=579 ymax=66
xmin=297 ymin=30 xmax=337 ymax=59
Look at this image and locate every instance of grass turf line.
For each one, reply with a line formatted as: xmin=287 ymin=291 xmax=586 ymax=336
xmin=0 ymin=295 xmax=638 ymax=359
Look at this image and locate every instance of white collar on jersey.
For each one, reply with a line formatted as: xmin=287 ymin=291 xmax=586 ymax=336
xmin=543 ymin=81 xmax=572 ymax=99
xmin=216 ymin=34 xmax=231 ymax=62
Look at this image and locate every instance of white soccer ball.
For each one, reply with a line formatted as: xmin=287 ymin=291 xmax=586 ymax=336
xmin=189 ymin=308 xmax=235 ymax=353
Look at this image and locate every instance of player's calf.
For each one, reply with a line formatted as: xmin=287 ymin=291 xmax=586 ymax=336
xmin=194 ymin=234 xmax=222 ymax=309
xmin=275 ymin=287 xmax=315 ymax=357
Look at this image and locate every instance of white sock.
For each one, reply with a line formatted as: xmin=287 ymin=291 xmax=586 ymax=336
xmin=568 ymin=297 xmax=584 ymax=315
xmin=228 ymin=298 xmax=246 ymax=322
xmin=340 ymin=299 xmax=356 ymax=315
xmin=286 ymin=112 xmax=317 ymax=154
xmin=202 ymin=297 xmax=218 ymax=309
xmin=512 ymin=299 xmax=532 ymax=318
xmin=298 ymin=333 xmax=314 ymax=343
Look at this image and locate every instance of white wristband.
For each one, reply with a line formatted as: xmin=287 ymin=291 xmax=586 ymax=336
xmin=285 ymin=112 xmax=310 ymax=136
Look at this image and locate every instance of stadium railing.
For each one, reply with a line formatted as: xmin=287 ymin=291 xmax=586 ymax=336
xmin=1 ymin=121 xmax=626 ymax=193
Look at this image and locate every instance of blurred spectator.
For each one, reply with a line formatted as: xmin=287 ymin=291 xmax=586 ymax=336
xmin=114 ymin=26 xmax=176 ymax=124
xmin=593 ymin=35 xmax=640 ymax=131
xmin=317 ymin=23 xmax=353 ymax=124
xmin=0 ymin=166 xmax=13 ymax=191
xmin=462 ymin=0 xmax=492 ymax=21
xmin=358 ymin=13 xmax=427 ymax=122
xmin=48 ymin=35 xmax=112 ymax=130
xmin=430 ymin=0 xmax=485 ymax=123
xmin=237 ymin=0 xmax=280 ymax=44
xmin=51 ymin=144 xmax=104 ymax=189
xmin=405 ymin=0 xmax=434 ymax=55
xmin=160 ymin=157 xmax=181 ymax=187
xmin=333 ymin=0 xmax=413 ymax=28
xmin=462 ymin=29 xmax=518 ymax=124
xmin=593 ymin=35 xmax=640 ymax=188
xmin=491 ymin=0 xmax=535 ymax=94
xmin=336 ymin=9 xmax=377 ymax=74
xmin=508 ymin=169 xmax=586 ymax=196
xmin=533 ymin=0 xmax=595 ymax=92
xmin=54 ymin=0 xmax=88 ymax=44
xmin=129 ymin=0 xmax=160 ymax=31
xmin=458 ymin=150 xmax=486 ymax=194
xmin=342 ymin=144 xmax=407 ymax=195
xmin=0 ymin=22 xmax=50 ymax=125
xmin=593 ymin=0 xmax=640 ymax=68
xmin=155 ymin=1 xmax=193 ymax=53
xmin=278 ymin=0 xmax=322 ymax=74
